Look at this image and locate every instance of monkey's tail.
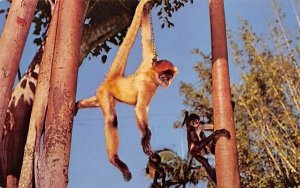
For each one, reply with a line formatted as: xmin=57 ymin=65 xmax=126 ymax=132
xmin=181 ymin=111 xmax=189 ymax=127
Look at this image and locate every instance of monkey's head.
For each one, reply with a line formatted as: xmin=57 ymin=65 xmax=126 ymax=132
xmin=182 ymin=111 xmax=201 ymax=128
xmin=187 ymin=113 xmax=201 ymax=128
xmin=145 ymin=149 xmax=183 ymax=185
xmin=153 ymin=60 xmax=178 ymax=88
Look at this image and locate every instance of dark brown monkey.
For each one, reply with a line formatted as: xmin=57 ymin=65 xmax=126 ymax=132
xmin=182 ymin=111 xmax=231 ymax=184
xmin=75 ymin=0 xmax=178 ymax=181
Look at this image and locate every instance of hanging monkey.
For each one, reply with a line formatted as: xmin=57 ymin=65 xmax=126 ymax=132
xmin=75 ymin=0 xmax=178 ymax=181
xmin=182 ymin=111 xmax=231 ymax=184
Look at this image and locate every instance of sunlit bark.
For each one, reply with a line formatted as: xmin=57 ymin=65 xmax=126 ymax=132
xmin=37 ymin=0 xmax=86 ymax=187
xmin=209 ymin=0 xmax=240 ymax=187
xmin=18 ymin=2 xmax=59 ymax=187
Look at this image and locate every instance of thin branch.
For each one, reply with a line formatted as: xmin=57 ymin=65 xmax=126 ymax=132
xmin=290 ymin=0 xmax=300 ymax=29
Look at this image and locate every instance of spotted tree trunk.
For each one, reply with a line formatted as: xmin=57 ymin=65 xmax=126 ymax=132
xmin=0 ymin=48 xmax=43 ymax=187
xmin=0 ymin=0 xmax=38 ymax=144
xmin=0 ymin=2 xmax=38 ymax=186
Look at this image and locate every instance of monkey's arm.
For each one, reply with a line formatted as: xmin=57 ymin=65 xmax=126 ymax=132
xmin=199 ymin=131 xmax=207 ymax=140
xmin=187 ymin=127 xmax=201 ymax=147
xmin=135 ymin=97 xmax=163 ymax=173
xmin=135 ymin=87 xmax=156 ymax=156
xmin=105 ymin=0 xmax=152 ymax=79
xmin=137 ymin=3 xmax=156 ymax=72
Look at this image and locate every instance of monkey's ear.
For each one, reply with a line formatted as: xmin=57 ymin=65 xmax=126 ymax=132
xmin=181 ymin=111 xmax=189 ymax=127
xmin=174 ymin=66 xmax=179 ymax=76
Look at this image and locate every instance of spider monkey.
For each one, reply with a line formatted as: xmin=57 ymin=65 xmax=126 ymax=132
xmin=146 ymin=151 xmax=166 ymax=187
xmin=75 ymin=0 xmax=178 ymax=181
xmin=182 ymin=111 xmax=231 ymax=184
xmin=146 ymin=149 xmax=183 ymax=187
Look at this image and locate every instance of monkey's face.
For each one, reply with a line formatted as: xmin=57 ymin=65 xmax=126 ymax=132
xmin=188 ymin=119 xmax=200 ymax=128
xmin=158 ymin=70 xmax=175 ymax=88
xmin=187 ymin=114 xmax=200 ymax=128
xmin=153 ymin=60 xmax=178 ymax=88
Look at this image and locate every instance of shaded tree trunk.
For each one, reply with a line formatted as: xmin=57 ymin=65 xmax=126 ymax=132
xmin=0 ymin=0 xmax=38 ymax=142
xmin=209 ymin=0 xmax=240 ymax=187
xmin=0 ymin=48 xmax=43 ymax=188
xmin=37 ymin=0 xmax=86 ymax=187
xmin=0 ymin=1 xmax=38 ymax=186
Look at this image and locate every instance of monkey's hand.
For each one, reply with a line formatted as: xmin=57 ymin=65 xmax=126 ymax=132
xmin=144 ymin=0 xmax=154 ymax=12
xmin=149 ymin=153 xmax=164 ymax=171
xmin=149 ymin=152 xmax=161 ymax=166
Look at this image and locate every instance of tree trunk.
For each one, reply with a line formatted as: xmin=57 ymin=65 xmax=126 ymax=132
xmin=1 ymin=2 xmax=137 ymax=187
xmin=0 ymin=0 xmax=38 ymax=141
xmin=18 ymin=2 xmax=59 ymax=187
xmin=209 ymin=0 xmax=241 ymax=187
xmin=0 ymin=2 xmax=38 ymax=184
xmin=38 ymin=0 xmax=86 ymax=187
xmin=0 ymin=46 xmax=43 ymax=187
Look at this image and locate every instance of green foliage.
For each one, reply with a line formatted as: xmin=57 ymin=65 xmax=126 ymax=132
xmin=148 ymin=149 xmax=214 ymax=187
xmin=32 ymin=1 xmax=51 ymax=46
xmin=154 ymin=0 xmax=193 ymax=28
xmin=0 ymin=0 xmax=192 ymax=63
xmin=230 ymin=15 xmax=300 ymax=187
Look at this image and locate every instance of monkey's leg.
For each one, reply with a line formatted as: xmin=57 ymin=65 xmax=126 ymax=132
xmin=100 ymin=94 xmax=132 ymax=181
xmin=135 ymin=105 xmax=153 ymax=156
xmin=189 ymin=129 xmax=231 ymax=184
xmin=76 ymin=96 xmax=99 ymax=109
xmin=135 ymin=108 xmax=166 ymax=179
xmin=190 ymin=151 xmax=217 ymax=184
xmin=195 ymin=128 xmax=231 ymax=151
xmin=75 ymin=96 xmax=99 ymax=115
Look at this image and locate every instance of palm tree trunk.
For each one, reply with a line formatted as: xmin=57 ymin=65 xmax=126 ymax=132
xmin=209 ymin=0 xmax=241 ymax=187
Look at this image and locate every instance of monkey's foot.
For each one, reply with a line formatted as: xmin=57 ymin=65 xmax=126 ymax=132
xmin=215 ymin=129 xmax=231 ymax=139
xmin=150 ymin=182 xmax=162 ymax=188
xmin=122 ymin=170 xmax=132 ymax=181
xmin=74 ymin=101 xmax=79 ymax=116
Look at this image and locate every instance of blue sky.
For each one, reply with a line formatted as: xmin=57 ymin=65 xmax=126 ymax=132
xmin=0 ymin=0 xmax=298 ymax=187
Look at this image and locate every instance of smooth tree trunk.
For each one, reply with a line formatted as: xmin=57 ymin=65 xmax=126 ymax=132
xmin=209 ymin=0 xmax=241 ymax=187
xmin=38 ymin=0 xmax=86 ymax=187
xmin=0 ymin=0 xmax=38 ymax=141
xmin=18 ymin=2 xmax=60 ymax=187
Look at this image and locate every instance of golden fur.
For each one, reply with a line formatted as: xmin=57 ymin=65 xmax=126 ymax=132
xmin=76 ymin=0 xmax=177 ymax=181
